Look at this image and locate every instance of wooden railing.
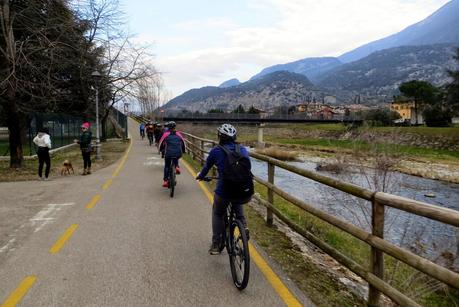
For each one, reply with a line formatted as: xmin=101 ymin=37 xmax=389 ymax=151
xmin=183 ymin=132 xmax=459 ymax=307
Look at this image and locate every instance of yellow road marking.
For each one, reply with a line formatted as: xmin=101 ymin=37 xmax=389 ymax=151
xmin=1 ymin=276 xmax=36 ymax=307
xmin=182 ymin=160 xmax=302 ymax=306
xmin=112 ymin=139 xmax=133 ymax=178
xmin=85 ymin=194 xmax=102 ymax=210
xmin=102 ymin=179 xmax=113 ymax=190
xmin=49 ymin=224 xmax=78 ymax=254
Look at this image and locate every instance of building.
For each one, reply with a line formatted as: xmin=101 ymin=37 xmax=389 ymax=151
xmin=390 ymin=101 xmax=424 ymax=124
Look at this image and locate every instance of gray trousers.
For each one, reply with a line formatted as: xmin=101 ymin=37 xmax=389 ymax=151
xmin=212 ymin=193 xmax=250 ymax=243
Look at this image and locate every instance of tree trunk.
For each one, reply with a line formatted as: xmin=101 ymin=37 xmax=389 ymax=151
xmin=6 ymin=104 xmax=26 ymax=168
xmin=414 ymin=97 xmax=419 ymax=125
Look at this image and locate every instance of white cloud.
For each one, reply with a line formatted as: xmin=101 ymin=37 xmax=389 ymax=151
xmin=142 ymin=0 xmax=451 ymax=97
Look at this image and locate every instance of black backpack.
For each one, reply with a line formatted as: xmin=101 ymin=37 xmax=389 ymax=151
xmin=218 ymin=144 xmax=254 ymax=200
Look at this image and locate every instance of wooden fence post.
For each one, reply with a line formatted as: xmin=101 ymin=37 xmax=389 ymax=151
xmin=368 ymin=199 xmax=385 ymax=306
xmin=200 ymin=140 xmax=205 ymax=166
xmin=267 ymin=162 xmax=275 ymax=226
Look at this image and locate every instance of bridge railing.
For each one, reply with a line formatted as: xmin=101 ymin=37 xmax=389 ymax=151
xmin=164 ymin=112 xmax=361 ymax=122
xmin=183 ymin=132 xmax=459 ymax=307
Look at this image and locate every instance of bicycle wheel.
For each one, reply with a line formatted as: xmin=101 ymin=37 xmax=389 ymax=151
xmin=228 ymin=219 xmax=250 ymax=290
xmin=169 ymin=162 xmax=175 ymax=198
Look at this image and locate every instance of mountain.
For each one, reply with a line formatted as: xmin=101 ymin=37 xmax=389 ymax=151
xmin=219 ymin=78 xmax=241 ymax=88
xmin=250 ymin=57 xmax=342 ymax=84
xmin=339 ymin=0 xmax=459 ymax=63
xmin=164 ymin=71 xmax=318 ymax=112
xmin=319 ymin=44 xmax=458 ymax=101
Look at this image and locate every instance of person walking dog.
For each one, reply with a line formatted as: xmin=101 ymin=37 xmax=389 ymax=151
xmin=33 ymin=127 xmax=52 ymax=180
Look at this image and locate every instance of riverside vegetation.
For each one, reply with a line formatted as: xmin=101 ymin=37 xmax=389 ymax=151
xmin=182 ymin=123 xmax=459 ymax=306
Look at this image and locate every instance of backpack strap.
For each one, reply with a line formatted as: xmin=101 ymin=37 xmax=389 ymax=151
xmin=218 ymin=144 xmax=237 ymax=164
xmin=217 ymin=144 xmax=231 ymax=155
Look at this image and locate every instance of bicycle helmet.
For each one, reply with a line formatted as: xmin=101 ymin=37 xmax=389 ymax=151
xmin=167 ymin=121 xmax=176 ymax=128
xmin=217 ymin=123 xmax=237 ymax=139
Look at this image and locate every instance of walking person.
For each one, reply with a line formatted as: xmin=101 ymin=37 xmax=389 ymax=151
xmin=33 ymin=127 xmax=52 ymax=180
xmin=74 ymin=122 xmax=93 ymax=175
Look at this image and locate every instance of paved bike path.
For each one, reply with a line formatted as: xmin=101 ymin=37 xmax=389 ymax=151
xmin=0 ymin=119 xmax=310 ymax=306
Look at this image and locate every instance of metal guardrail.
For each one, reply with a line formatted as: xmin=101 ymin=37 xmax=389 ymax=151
xmin=183 ymin=131 xmax=459 ymax=307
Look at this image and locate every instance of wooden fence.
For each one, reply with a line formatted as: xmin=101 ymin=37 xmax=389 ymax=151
xmin=182 ymin=131 xmax=459 ymax=307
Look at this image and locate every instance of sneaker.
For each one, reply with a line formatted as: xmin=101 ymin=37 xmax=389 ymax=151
xmin=87 ymin=169 xmax=91 ymax=175
xmin=44 ymin=177 xmax=49 ymax=181
xmin=208 ymin=242 xmax=221 ymax=255
xmin=175 ymin=167 xmax=181 ymax=174
xmin=38 ymin=176 xmax=43 ymax=181
xmin=162 ymin=180 xmax=169 ymax=188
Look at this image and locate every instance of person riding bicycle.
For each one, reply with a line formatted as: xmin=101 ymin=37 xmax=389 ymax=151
xmin=159 ymin=121 xmax=186 ymax=188
xmin=154 ymin=122 xmax=163 ymax=146
xmin=139 ymin=122 xmax=145 ymax=139
xmin=195 ymin=123 xmax=253 ymax=255
xmin=145 ymin=121 xmax=155 ymax=145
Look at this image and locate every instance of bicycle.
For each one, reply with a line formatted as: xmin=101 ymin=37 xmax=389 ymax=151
xmin=202 ymin=176 xmax=250 ymax=290
xmin=167 ymin=157 xmax=178 ymax=198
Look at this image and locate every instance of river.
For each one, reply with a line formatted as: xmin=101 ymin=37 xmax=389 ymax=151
xmin=250 ymin=155 xmax=459 ymax=266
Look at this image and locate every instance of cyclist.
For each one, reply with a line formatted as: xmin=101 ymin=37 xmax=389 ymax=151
xmin=139 ymin=122 xmax=145 ymax=139
xmin=145 ymin=121 xmax=155 ymax=145
xmin=195 ymin=124 xmax=253 ymax=255
xmin=154 ymin=122 xmax=163 ymax=146
xmin=159 ymin=121 xmax=186 ymax=188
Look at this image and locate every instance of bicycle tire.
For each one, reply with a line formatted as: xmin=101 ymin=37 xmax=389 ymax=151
xmin=228 ymin=219 xmax=250 ymax=290
xmin=169 ymin=162 xmax=175 ymax=198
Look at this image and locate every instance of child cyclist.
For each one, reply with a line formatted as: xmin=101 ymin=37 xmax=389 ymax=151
xmin=158 ymin=121 xmax=186 ymax=187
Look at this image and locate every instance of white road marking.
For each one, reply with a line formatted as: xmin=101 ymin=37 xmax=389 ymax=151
xmin=29 ymin=203 xmax=75 ymax=233
xmin=147 ymin=156 xmax=161 ymax=160
xmin=143 ymin=161 xmax=163 ymax=166
xmin=0 ymin=238 xmax=16 ymax=253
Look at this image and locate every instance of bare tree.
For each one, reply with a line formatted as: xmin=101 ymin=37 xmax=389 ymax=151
xmin=73 ymin=0 xmax=161 ymax=138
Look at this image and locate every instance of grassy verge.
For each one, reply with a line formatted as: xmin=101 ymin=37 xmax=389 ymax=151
xmin=0 ymin=140 xmax=129 ymax=182
xmin=271 ymin=137 xmax=459 ymax=162
xmin=182 ymin=153 xmax=364 ymax=306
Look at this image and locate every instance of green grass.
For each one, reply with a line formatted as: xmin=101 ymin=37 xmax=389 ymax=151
xmin=272 ymin=137 xmax=459 ymax=162
xmin=0 ymin=140 xmax=128 ymax=181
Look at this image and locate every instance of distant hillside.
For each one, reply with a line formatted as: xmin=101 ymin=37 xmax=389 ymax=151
xmin=219 ymin=78 xmax=241 ymax=88
xmin=319 ymin=44 xmax=458 ymax=101
xmin=164 ymin=71 xmax=318 ymax=112
xmin=339 ymin=0 xmax=459 ymax=63
xmin=250 ymin=57 xmax=342 ymax=83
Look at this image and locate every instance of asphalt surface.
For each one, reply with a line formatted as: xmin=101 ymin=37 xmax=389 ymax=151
xmin=0 ymin=119 xmax=310 ymax=306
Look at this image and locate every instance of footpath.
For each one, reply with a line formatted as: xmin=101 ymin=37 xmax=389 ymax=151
xmin=0 ymin=118 xmax=311 ymax=306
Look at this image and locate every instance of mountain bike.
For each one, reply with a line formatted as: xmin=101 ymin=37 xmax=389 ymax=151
xmin=167 ymin=157 xmax=178 ymax=198
xmin=202 ymin=176 xmax=250 ymax=290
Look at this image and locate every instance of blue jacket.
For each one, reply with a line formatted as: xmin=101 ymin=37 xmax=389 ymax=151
xmin=160 ymin=131 xmax=185 ymax=158
xmin=199 ymin=141 xmax=250 ymax=197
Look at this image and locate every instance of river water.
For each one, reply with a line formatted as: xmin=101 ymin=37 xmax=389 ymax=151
xmin=250 ymin=156 xmax=459 ymax=265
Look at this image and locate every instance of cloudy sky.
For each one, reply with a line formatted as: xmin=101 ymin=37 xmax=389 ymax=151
xmin=120 ymin=0 xmax=451 ymax=98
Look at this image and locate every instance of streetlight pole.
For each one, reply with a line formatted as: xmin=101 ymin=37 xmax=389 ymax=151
xmin=92 ymin=70 xmax=102 ymax=160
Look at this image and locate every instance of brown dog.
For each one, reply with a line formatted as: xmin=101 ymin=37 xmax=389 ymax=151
xmin=61 ymin=159 xmax=74 ymax=175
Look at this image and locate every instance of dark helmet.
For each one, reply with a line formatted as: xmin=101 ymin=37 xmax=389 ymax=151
xmin=167 ymin=121 xmax=176 ymax=128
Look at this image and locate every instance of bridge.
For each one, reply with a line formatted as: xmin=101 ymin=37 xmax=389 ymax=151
xmin=159 ymin=113 xmax=363 ymax=124
xmin=1 ymin=118 xmax=458 ymax=306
